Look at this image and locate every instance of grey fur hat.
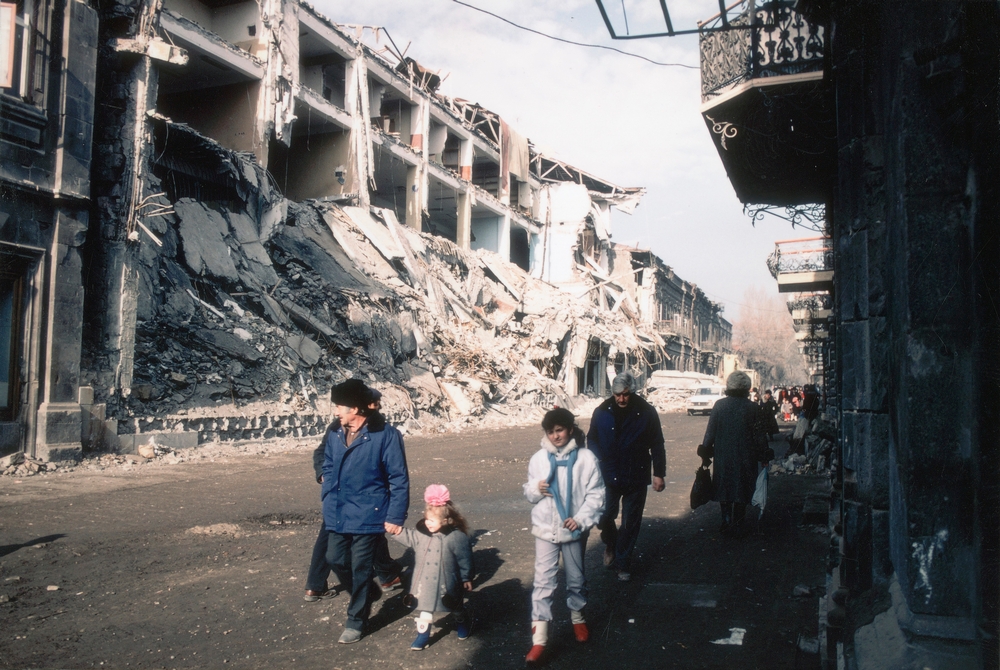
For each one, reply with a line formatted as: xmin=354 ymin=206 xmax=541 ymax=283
xmin=726 ymin=371 xmax=753 ymax=392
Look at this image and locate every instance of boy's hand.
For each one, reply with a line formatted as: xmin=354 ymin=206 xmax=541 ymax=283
xmin=384 ymin=522 xmax=402 ymax=535
xmin=463 ymin=581 xmax=473 ymax=592
xmin=538 ymin=480 xmax=551 ymax=496
xmin=563 ymin=518 xmax=579 ymax=531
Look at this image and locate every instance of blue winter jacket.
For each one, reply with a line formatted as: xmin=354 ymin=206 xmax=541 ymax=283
xmin=321 ymin=413 xmax=410 ymax=534
xmin=587 ymin=394 xmax=666 ymax=488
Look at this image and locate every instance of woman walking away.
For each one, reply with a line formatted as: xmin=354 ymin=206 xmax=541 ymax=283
xmin=523 ymin=408 xmax=606 ymax=666
xmin=389 ymin=484 xmax=473 ymax=651
xmin=697 ymin=372 xmax=773 ymax=536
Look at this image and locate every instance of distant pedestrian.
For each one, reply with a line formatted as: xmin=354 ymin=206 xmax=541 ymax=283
xmin=759 ymin=390 xmax=780 ymax=437
xmin=320 ymin=379 xmax=409 ymax=644
xmin=587 ymin=372 xmax=666 ymax=582
xmin=524 ymin=408 xmax=605 ymax=665
xmin=389 ymin=484 xmax=473 ymax=651
xmin=304 ymin=387 xmax=402 ymax=603
xmin=697 ymin=371 xmax=773 ymax=536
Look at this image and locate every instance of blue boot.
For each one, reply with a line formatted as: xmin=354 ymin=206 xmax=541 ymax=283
xmin=455 ymin=614 xmax=472 ymax=640
xmin=410 ymin=619 xmax=431 ymax=651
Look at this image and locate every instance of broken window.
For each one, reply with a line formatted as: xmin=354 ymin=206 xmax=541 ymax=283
xmin=0 ymin=254 xmax=26 ymax=423
xmin=378 ymin=97 xmax=410 ymax=138
xmin=471 ymin=160 xmax=499 ymax=198
xmin=509 ymin=227 xmax=529 ymax=272
xmin=0 ymin=0 xmax=45 ymax=104
xmin=299 ymin=54 xmax=345 ymax=108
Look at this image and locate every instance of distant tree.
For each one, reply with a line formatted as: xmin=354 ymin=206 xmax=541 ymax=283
xmin=732 ymin=285 xmax=809 ymax=387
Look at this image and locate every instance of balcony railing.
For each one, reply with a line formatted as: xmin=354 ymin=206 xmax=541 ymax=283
xmin=787 ymin=292 xmax=832 ymax=313
xmin=767 ymin=237 xmax=833 ymax=293
xmin=700 ymin=0 xmax=825 ymax=101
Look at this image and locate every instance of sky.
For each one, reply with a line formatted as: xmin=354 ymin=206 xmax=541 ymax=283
xmin=316 ymin=0 xmax=807 ymax=323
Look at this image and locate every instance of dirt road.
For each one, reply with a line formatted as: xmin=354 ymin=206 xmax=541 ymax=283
xmin=1 ymin=413 xmax=828 ymax=669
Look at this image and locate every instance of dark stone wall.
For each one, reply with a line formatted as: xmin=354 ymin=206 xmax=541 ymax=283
xmin=831 ymin=0 xmax=999 ymax=662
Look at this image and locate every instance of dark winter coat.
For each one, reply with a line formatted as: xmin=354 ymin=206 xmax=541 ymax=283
xmin=587 ymin=394 xmax=666 ymax=489
xmin=320 ymin=412 xmax=410 ymax=534
xmin=392 ymin=520 xmax=473 ymax=613
xmin=701 ymin=396 xmax=769 ymax=504
xmin=759 ymin=398 xmax=780 ymax=435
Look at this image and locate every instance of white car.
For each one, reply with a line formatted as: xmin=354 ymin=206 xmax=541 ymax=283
xmin=686 ymin=386 xmax=725 ymax=416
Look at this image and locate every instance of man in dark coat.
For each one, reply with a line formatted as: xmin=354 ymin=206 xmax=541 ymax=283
xmin=321 ymin=379 xmax=409 ymax=643
xmin=699 ymin=371 xmax=772 ymax=535
xmin=587 ymin=372 xmax=666 ymax=581
xmin=304 ymin=387 xmax=402 ymax=603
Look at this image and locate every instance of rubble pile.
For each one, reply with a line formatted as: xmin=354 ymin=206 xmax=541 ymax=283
xmin=772 ymin=414 xmax=838 ymax=475
xmin=98 ymin=123 xmax=653 ymax=445
xmin=643 ymin=388 xmax=691 ymax=414
xmin=1 ymin=453 xmax=60 ymax=477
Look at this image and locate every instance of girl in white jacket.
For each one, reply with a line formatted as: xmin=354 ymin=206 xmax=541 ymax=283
xmin=522 ymin=408 xmax=605 ymax=665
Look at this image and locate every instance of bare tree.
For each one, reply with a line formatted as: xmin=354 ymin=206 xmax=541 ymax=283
xmin=733 ymin=285 xmax=808 ymax=387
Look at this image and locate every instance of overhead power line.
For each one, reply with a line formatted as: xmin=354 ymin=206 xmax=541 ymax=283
xmin=449 ymin=0 xmax=698 ymax=69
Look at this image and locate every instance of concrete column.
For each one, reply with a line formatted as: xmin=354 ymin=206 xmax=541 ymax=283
xmin=459 ymin=137 xmax=473 ymax=181
xmin=34 ymin=207 xmax=88 ymax=460
xmin=498 ymin=214 xmax=511 ymax=262
xmin=456 ymin=190 xmax=472 ymax=250
xmin=405 ymin=165 xmax=421 ymax=230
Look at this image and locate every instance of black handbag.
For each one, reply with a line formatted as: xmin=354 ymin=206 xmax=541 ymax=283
xmin=690 ymin=466 xmax=714 ymax=509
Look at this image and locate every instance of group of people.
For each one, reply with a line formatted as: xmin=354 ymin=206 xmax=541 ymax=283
xmin=754 ymin=385 xmax=820 ymax=423
xmin=305 ymin=372 xmax=667 ymax=665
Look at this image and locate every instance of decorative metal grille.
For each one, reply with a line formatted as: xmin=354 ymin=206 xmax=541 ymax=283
xmin=786 ymin=292 xmax=833 ymax=313
xmin=766 ymin=237 xmax=833 ymax=279
xmin=700 ymin=0 xmax=825 ymax=100
xmin=745 ymin=202 xmax=827 ymax=233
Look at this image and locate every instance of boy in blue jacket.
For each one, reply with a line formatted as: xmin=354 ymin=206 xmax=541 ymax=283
xmin=321 ymin=379 xmax=410 ymax=644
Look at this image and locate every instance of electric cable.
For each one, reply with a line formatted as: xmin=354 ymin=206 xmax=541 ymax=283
xmin=449 ymin=0 xmax=697 ymax=69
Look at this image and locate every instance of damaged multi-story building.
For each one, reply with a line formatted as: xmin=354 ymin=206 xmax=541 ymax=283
xmin=0 ymin=0 xmax=731 ymax=461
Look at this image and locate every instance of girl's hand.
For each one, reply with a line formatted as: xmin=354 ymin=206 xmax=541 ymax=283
xmin=563 ymin=518 xmax=579 ymax=531
xmin=538 ymin=480 xmax=551 ymax=496
xmin=463 ymin=581 xmax=473 ymax=592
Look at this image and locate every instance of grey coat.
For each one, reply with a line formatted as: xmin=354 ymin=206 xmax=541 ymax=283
xmin=392 ymin=520 xmax=473 ymax=613
xmin=702 ymin=395 xmax=769 ymax=504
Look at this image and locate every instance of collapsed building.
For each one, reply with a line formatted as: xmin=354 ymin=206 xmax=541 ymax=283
xmin=0 ymin=0 xmax=731 ymax=461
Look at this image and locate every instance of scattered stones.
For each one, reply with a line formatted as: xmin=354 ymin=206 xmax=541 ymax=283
xmin=46 ymin=585 xmax=60 ymax=591
xmin=793 ymin=584 xmax=813 ymax=597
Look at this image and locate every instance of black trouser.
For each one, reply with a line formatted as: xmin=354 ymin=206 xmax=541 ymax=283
xmin=599 ymin=484 xmax=648 ymax=571
xmin=306 ymin=524 xmax=399 ymax=592
xmin=327 ymin=532 xmax=381 ymax=631
xmin=719 ymin=502 xmax=747 ymax=529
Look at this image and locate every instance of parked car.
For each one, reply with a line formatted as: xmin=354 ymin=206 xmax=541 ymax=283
xmin=686 ymin=385 xmax=725 ymax=416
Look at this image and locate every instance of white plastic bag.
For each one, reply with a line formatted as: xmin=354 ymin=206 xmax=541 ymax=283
xmin=751 ymin=466 xmax=768 ymax=513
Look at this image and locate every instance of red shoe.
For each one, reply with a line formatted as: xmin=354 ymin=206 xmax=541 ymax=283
xmin=525 ymin=644 xmax=546 ymax=665
xmin=573 ymin=622 xmax=589 ymax=643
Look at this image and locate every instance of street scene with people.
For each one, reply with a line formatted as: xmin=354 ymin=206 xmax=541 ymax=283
xmin=0 ymin=1 xmax=995 ymax=669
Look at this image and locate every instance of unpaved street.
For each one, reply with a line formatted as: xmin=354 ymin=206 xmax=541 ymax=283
xmin=1 ymin=414 xmax=828 ymax=669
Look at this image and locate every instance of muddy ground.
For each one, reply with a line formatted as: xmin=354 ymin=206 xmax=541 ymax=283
xmin=1 ymin=413 xmax=828 ymax=669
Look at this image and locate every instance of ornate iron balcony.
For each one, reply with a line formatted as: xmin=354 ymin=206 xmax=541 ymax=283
xmin=700 ymin=0 xmax=825 ymax=102
xmin=786 ymin=292 xmax=833 ymax=313
xmin=767 ymin=236 xmax=833 ymax=293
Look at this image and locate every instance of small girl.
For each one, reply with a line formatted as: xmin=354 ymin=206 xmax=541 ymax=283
xmin=523 ymin=408 xmax=605 ymax=665
xmin=390 ymin=484 xmax=473 ymax=651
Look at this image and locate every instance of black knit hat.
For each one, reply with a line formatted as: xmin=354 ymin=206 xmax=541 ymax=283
xmin=330 ymin=379 xmax=371 ymax=409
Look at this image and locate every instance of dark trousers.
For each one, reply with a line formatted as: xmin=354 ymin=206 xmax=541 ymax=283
xmin=599 ymin=484 xmax=648 ymax=571
xmin=327 ymin=532 xmax=380 ymax=631
xmin=306 ymin=523 xmax=398 ymax=592
xmin=719 ymin=502 xmax=747 ymax=530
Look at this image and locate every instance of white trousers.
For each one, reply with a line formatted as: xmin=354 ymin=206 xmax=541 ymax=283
xmin=531 ymin=535 xmax=588 ymax=621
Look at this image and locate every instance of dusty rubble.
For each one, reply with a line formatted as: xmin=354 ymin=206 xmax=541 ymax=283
xmin=84 ymin=136 xmax=645 ymax=451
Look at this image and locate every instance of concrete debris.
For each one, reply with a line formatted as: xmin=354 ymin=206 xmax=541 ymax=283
xmin=3 ymin=455 xmax=58 ymax=477
xmin=793 ymin=584 xmax=813 ymax=597
xmin=100 ymin=136 xmax=670 ymax=439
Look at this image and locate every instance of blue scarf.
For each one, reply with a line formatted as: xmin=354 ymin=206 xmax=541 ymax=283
xmin=547 ymin=447 xmax=581 ymax=540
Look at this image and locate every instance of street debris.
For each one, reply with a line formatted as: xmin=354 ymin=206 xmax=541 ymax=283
xmin=711 ymin=627 xmax=747 ymax=645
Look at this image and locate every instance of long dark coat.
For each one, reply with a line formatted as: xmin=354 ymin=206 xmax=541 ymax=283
xmin=702 ymin=396 xmax=769 ymax=504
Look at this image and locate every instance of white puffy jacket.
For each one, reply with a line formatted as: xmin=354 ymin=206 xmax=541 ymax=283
xmin=523 ymin=434 xmax=605 ymax=543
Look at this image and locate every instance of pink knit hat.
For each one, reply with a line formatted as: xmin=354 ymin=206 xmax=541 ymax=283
xmin=424 ymin=484 xmax=451 ymax=507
